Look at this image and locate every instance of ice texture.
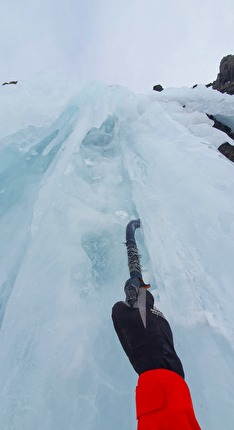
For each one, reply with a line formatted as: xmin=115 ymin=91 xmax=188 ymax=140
xmin=0 ymin=79 xmax=234 ymax=429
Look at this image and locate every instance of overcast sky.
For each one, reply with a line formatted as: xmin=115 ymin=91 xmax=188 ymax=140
xmin=1 ymin=0 xmax=234 ymax=93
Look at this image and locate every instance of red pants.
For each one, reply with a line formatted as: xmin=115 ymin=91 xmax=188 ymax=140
xmin=136 ymin=369 xmax=201 ymax=430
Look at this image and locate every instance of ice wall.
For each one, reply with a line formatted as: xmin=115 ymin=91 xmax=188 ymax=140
xmin=0 ymin=80 xmax=234 ymax=429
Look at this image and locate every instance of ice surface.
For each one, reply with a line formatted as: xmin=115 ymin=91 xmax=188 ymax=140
xmin=0 ymin=79 xmax=234 ymax=429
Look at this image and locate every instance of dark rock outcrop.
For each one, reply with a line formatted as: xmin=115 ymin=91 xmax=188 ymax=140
xmin=207 ymin=114 xmax=234 ymax=140
xmin=212 ymin=55 xmax=234 ymax=95
xmin=153 ymin=84 xmax=164 ymax=92
xmin=206 ymin=114 xmax=234 ymax=162
xmin=192 ymin=83 xmax=212 ymax=89
xmin=2 ymin=81 xmax=18 ymax=86
xmin=218 ymin=143 xmax=234 ymax=161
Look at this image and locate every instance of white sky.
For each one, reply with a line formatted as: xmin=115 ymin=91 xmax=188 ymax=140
xmin=1 ymin=0 xmax=234 ymax=93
